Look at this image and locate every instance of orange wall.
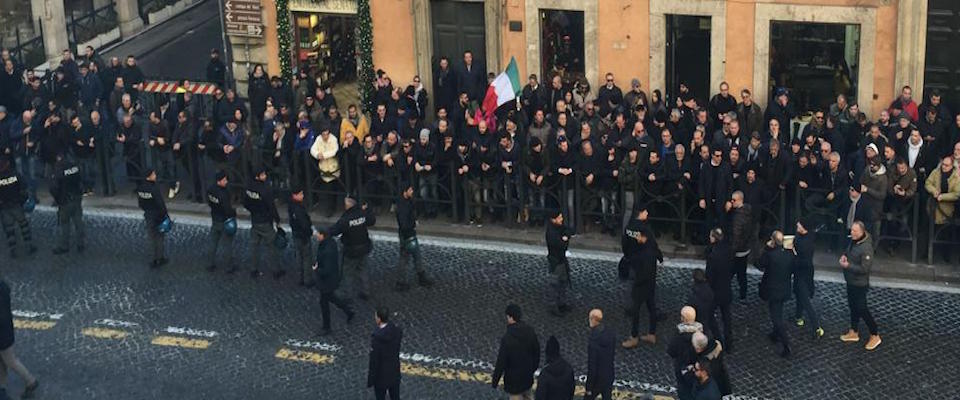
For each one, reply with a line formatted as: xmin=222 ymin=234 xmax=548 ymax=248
xmin=597 ymin=0 xmax=650 ymax=89
xmin=724 ymin=0 xmax=755 ymax=94
xmin=871 ymin=1 xmax=898 ymax=117
xmin=263 ymin=0 xmax=280 ymax=77
xmin=372 ymin=0 xmax=416 ymax=83
xmin=503 ymin=0 xmax=527 ymax=78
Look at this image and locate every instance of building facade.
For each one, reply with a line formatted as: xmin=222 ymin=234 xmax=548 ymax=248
xmin=238 ymin=0 xmax=959 ymax=118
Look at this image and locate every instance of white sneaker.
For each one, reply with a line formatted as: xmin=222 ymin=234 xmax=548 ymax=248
xmin=173 ymin=182 xmax=181 ymax=196
xmin=167 ymin=188 xmax=175 ymax=199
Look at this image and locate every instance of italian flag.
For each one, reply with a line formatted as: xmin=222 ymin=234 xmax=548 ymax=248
xmin=481 ymin=57 xmax=521 ymax=117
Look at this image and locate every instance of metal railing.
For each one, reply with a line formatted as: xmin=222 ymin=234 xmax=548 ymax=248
xmin=68 ymin=2 xmax=119 ymax=49
xmin=1 ymin=19 xmax=46 ymax=69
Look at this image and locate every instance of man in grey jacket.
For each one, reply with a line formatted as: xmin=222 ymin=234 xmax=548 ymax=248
xmin=839 ymin=221 xmax=881 ymax=351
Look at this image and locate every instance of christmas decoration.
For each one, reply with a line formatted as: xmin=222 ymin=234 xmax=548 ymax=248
xmin=276 ymin=0 xmax=293 ymax=78
xmin=356 ymin=0 xmax=376 ymax=113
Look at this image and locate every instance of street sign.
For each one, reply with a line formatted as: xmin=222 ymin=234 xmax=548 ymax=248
xmin=224 ymin=0 xmax=263 ymax=38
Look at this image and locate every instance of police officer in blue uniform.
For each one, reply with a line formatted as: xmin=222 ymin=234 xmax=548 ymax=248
xmin=50 ymin=153 xmax=85 ymax=254
xmin=0 ymin=158 xmax=35 ymax=258
xmin=326 ymin=196 xmax=376 ymax=301
xmin=136 ymin=168 xmax=168 ymax=268
xmin=206 ymin=170 xmax=236 ymax=272
xmin=243 ymin=166 xmax=284 ymax=279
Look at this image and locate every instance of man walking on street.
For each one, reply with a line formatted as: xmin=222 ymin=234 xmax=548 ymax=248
xmin=705 ymin=228 xmax=734 ymax=350
xmin=394 ymin=183 xmax=434 ymax=291
xmin=585 ymin=309 xmax=615 ymax=400
xmin=622 ymin=228 xmax=658 ymax=349
xmin=136 ymin=169 xmax=168 ymax=268
xmin=546 ymin=209 xmax=574 ymax=317
xmin=0 ymin=158 xmax=35 ymax=259
xmin=206 ymin=171 xmax=236 ymax=272
xmin=327 ymin=197 xmax=376 ymax=300
xmin=793 ymin=218 xmax=824 ymax=339
xmin=288 ymin=185 xmax=315 ymax=286
xmin=312 ymin=229 xmax=354 ymax=336
xmin=728 ymin=191 xmax=752 ymax=300
xmin=534 ymin=336 xmax=574 ymax=400
xmin=840 ymin=221 xmax=882 ymax=351
xmin=367 ymin=307 xmax=402 ymax=400
xmin=492 ymin=304 xmax=540 ymax=400
xmin=49 ymin=153 xmax=85 ymax=255
xmin=756 ymin=230 xmax=794 ymax=358
xmin=243 ymin=167 xmax=284 ymax=279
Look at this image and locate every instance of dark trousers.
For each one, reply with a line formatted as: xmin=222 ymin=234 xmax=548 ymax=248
xmin=145 ymin=220 xmax=165 ymax=261
xmin=732 ymin=255 xmax=749 ymax=299
xmin=207 ymin=221 xmax=235 ymax=268
xmin=319 ymin=290 xmax=351 ymax=330
xmin=250 ymin=222 xmax=280 ymax=272
xmin=630 ymin=284 xmax=657 ymax=337
xmin=56 ymin=201 xmax=85 ymax=249
xmin=793 ymin=278 xmax=820 ymax=329
xmin=846 ymin=284 xmax=878 ymax=335
xmin=0 ymin=207 xmax=32 ymax=253
xmin=295 ymin=237 xmax=314 ymax=285
xmin=584 ymin=388 xmax=612 ymax=400
xmin=710 ymin=302 xmax=733 ymax=348
xmin=374 ymin=384 xmax=399 ymax=400
xmin=768 ymin=300 xmax=790 ymax=350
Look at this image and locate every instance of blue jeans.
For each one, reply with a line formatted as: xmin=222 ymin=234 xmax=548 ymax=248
xmin=14 ymin=155 xmax=38 ymax=200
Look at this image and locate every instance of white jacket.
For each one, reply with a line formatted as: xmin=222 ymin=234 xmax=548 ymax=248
xmin=310 ymin=134 xmax=340 ymax=182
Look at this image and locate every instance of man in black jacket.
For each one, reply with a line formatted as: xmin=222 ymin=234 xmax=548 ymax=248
xmin=756 ymin=230 xmax=794 ymax=358
xmin=622 ymin=227 xmax=659 ymax=349
xmin=243 ymin=167 xmax=283 ymax=279
xmin=327 ymin=196 xmax=376 ymax=300
xmin=288 ymin=185 xmax=314 ymax=286
xmin=535 ymin=336 xmax=574 ymax=400
xmin=793 ymin=218 xmax=824 ymax=339
xmin=395 ymin=183 xmax=434 ymax=292
xmin=49 ymin=153 xmax=84 ymax=255
xmin=492 ymin=304 xmax=540 ymax=399
xmin=136 ymin=169 xmax=168 ymax=268
xmin=705 ymin=228 xmax=734 ymax=350
xmin=367 ymin=307 xmax=402 ymax=400
xmin=727 ymin=191 xmax=752 ymax=300
xmin=546 ymin=209 xmax=574 ymax=317
xmin=699 ymin=146 xmax=732 ymax=236
xmin=312 ymin=229 xmax=354 ymax=336
xmin=585 ymin=309 xmax=615 ymax=400
xmin=205 ymin=171 xmax=236 ymax=272
xmin=0 ymin=158 xmax=35 ymax=258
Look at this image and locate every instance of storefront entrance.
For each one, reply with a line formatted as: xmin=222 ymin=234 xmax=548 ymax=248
xmin=925 ymin=0 xmax=960 ymax=115
xmin=292 ymin=12 xmax=358 ymax=105
xmin=665 ymin=14 xmax=711 ymax=104
xmin=430 ymin=0 xmax=486 ymax=66
xmin=539 ymin=9 xmax=584 ymax=85
xmin=769 ymin=21 xmax=860 ymax=113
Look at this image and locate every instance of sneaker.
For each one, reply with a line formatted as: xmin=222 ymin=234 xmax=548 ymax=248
xmin=250 ymin=269 xmax=263 ymax=278
xmin=345 ymin=310 xmax=355 ymax=324
xmin=51 ymin=247 xmax=69 ymax=255
xmin=621 ymin=337 xmax=640 ymax=349
xmin=865 ymin=335 xmax=882 ymax=351
xmin=840 ymin=329 xmax=860 ymax=342
xmin=780 ymin=346 xmax=792 ymax=359
xmin=173 ymin=182 xmax=181 ymax=197
xmin=795 ymin=318 xmax=805 ymax=327
xmin=640 ymin=334 xmax=657 ymax=344
xmin=21 ymin=379 xmax=38 ymax=399
xmin=815 ymin=327 xmax=825 ymax=339
xmin=167 ymin=188 xmax=175 ymax=199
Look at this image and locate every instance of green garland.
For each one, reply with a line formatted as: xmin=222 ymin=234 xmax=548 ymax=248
xmin=357 ymin=0 xmax=375 ymax=113
xmin=276 ymin=0 xmax=293 ymax=79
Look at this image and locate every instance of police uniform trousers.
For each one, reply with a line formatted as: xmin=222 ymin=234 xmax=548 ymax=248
xmin=207 ymin=220 xmax=235 ymax=268
xmin=144 ymin=219 xmax=165 ymax=261
xmin=250 ymin=222 xmax=280 ymax=272
xmin=1 ymin=207 xmax=32 ymax=252
xmin=342 ymin=254 xmax=369 ymax=299
xmin=295 ymin=237 xmax=314 ymax=285
xmin=630 ymin=283 xmax=658 ymax=337
xmin=396 ymin=236 xmax=426 ymax=284
xmin=56 ymin=200 xmax=84 ymax=249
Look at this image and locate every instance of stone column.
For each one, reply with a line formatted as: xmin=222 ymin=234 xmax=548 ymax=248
xmin=115 ymin=0 xmax=144 ymax=38
xmin=412 ymin=0 xmax=433 ymax=120
xmin=895 ymin=0 xmax=927 ymax=99
xmin=32 ymin=0 xmax=69 ymax=65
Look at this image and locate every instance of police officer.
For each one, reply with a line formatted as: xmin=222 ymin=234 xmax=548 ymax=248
xmin=206 ymin=170 xmax=236 ymax=272
xmin=288 ymin=184 xmax=315 ymax=286
xmin=756 ymin=230 xmax=794 ymax=358
xmin=327 ymin=196 xmax=376 ymax=301
xmin=312 ymin=229 xmax=354 ymax=336
xmin=622 ymin=205 xmax=666 ymax=321
xmin=621 ymin=228 xmax=658 ymax=349
xmin=243 ymin=166 xmax=284 ymax=279
xmin=136 ymin=169 xmax=168 ymax=268
xmin=546 ymin=209 xmax=573 ymax=317
xmin=0 ymin=158 xmax=35 ymax=258
xmin=49 ymin=153 xmax=85 ymax=255
xmin=394 ymin=182 xmax=434 ymax=292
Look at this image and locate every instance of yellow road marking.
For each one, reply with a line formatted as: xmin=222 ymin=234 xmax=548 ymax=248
xmin=400 ymin=362 xmax=673 ymax=400
xmin=274 ymin=348 xmax=335 ymax=365
xmin=150 ymin=335 xmax=210 ymax=349
xmin=82 ymin=327 xmax=129 ymax=339
xmin=13 ymin=319 xmax=56 ymax=330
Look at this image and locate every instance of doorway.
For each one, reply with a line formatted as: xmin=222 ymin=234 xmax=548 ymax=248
xmin=431 ymin=1 xmax=486 ymax=67
xmin=539 ymin=9 xmax=585 ymax=85
xmin=925 ymin=0 xmax=960 ymax=116
xmin=665 ymin=15 xmax=711 ymax=105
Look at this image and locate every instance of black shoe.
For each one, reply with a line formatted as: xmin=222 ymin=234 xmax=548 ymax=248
xmin=273 ymin=270 xmax=286 ymax=280
xmin=206 ymin=264 xmax=217 ymax=272
xmin=77 ymin=244 xmax=85 ymax=253
xmin=767 ymin=332 xmax=779 ymax=343
xmin=558 ymin=304 xmax=572 ymax=314
xmin=21 ymin=379 xmax=38 ymax=399
xmin=345 ymin=310 xmax=355 ymax=324
xmin=52 ymin=247 xmax=68 ymax=255
xmin=780 ymin=346 xmax=792 ymax=359
xmin=250 ymin=269 xmax=263 ymax=278
xmin=417 ymin=273 xmax=435 ymax=288
xmin=158 ymin=258 xmax=169 ymax=267
xmin=394 ymin=282 xmax=410 ymax=292
xmin=150 ymin=260 xmax=160 ymax=269
xmin=318 ymin=328 xmax=332 ymax=337
xmin=550 ymin=307 xmax=565 ymax=317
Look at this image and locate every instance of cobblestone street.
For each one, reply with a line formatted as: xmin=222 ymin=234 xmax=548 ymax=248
xmin=1 ymin=210 xmax=958 ymax=399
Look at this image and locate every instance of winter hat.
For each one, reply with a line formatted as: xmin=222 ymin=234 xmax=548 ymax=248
xmin=849 ymin=185 xmax=862 ymax=194
xmin=505 ymin=304 xmax=522 ymax=321
xmin=290 ymin=183 xmax=304 ymax=195
xmin=549 ymin=208 xmax=564 ymax=220
xmin=529 ymin=136 xmax=542 ymax=148
xmin=298 ymin=120 xmax=311 ymax=130
xmin=631 ymin=78 xmax=641 ymax=88
xmin=0 ymin=105 xmax=7 ymax=114
xmin=419 ymin=128 xmax=431 ymax=142
xmin=545 ymin=336 xmax=560 ymax=360
xmin=797 ymin=216 xmax=813 ymax=231
xmin=865 ymin=143 xmax=879 ymax=156
xmin=215 ymin=170 xmax=228 ymax=182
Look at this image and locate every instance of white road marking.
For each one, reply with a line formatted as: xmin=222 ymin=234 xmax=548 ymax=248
xmin=13 ymin=310 xmax=63 ymax=320
xmin=399 ymin=352 xmax=494 ymax=371
xmin=94 ymin=318 xmax=140 ymax=328
xmin=164 ymin=326 xmax=218 ymax=338
xmin=283 ymin=339 xmax=342 ymax=352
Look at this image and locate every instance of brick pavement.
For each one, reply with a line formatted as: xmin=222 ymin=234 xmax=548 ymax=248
xmin=0 ymin=211 xmax=958 ymax=399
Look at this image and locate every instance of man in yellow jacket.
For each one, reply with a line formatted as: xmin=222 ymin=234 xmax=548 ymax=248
xmin=340 ymin=104 xmax=370 ymax=144
xmin=924 ymin=156 xmax=960 ymax=263
xmin=311 ymin=124 xmax=341 ymax=216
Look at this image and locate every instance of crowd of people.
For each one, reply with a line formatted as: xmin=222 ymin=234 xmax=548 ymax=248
xmin=0 ymin=42 xmax=945 ymax=400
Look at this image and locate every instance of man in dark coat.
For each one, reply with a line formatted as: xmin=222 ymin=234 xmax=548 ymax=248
xmin=205 ymin=171 xmax=236 ymax=272
xmin=585 ymin=309 xmax=615 ymax=400
xmin=492 ymin=304 xmax=540 ymax=399
xmin=667 ymin=306 xmax=703 ymax=400
xmin=136 ymin=169 xmax=168 ymax=268
xmin=0 ymin=158 xmax=35 ymax=258
xmin=756 ymin=230 xmax=795 ymax=358
xmin=535 ymin=336 xmax=574 ymax=400
xmin=326 ymin=196 xmax=376 ymax=300
xmin=367 ymin=307 xmax=402 ymax=400
xmin=456 ymin=51 xmax=485 ymax=102
xmin=288 ymin=185 xmax=315 ymax=286
xmin=704 ymin=228 xmax=734 ymax=350
xmin=621 ymin=227 xmax=659 ymax=349
xmin=546 ymin=209 xmax=574 ymax=316
xmin=727 ymin=191 xmax=752 ymax=300
xmin=49 ymin=153 xmax=85 ymax=254
xmin=433 ymin=57 xmax=457 ymax=113
xmin=243 ymin=167 xmax=283 ymax=279
xmin=687 ymin=269 xmax=716 ymax=338
xmin=206 ymin=49 xmax=226 ymax=89
xmin=0 ymin=280 xmax=39 ymax=399
xmin=394 ymin=183 xmax=434 ymax=291
xmin=793 ymin=218 xmax=823 ymax=338
xmin=313 ymin=229 xmax=354 ymax=336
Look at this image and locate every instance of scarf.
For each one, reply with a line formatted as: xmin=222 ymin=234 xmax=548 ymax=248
xmin=907 ymin=140 xmax=922 ymax=168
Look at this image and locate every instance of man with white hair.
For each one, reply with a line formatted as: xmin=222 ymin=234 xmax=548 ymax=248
xmin=691 ymin=331 xmax=731 ymax=397
xmin=667 ymin=306 xmax=702 ymax=400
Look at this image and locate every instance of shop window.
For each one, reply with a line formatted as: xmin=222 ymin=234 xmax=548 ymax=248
xmin=540 ymin=9 xmax=585 ymax=86
xmin=769 ymin=22 xmax=860 ymax=113
xmin=292 ymin=12 xmax=357 ymax=85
